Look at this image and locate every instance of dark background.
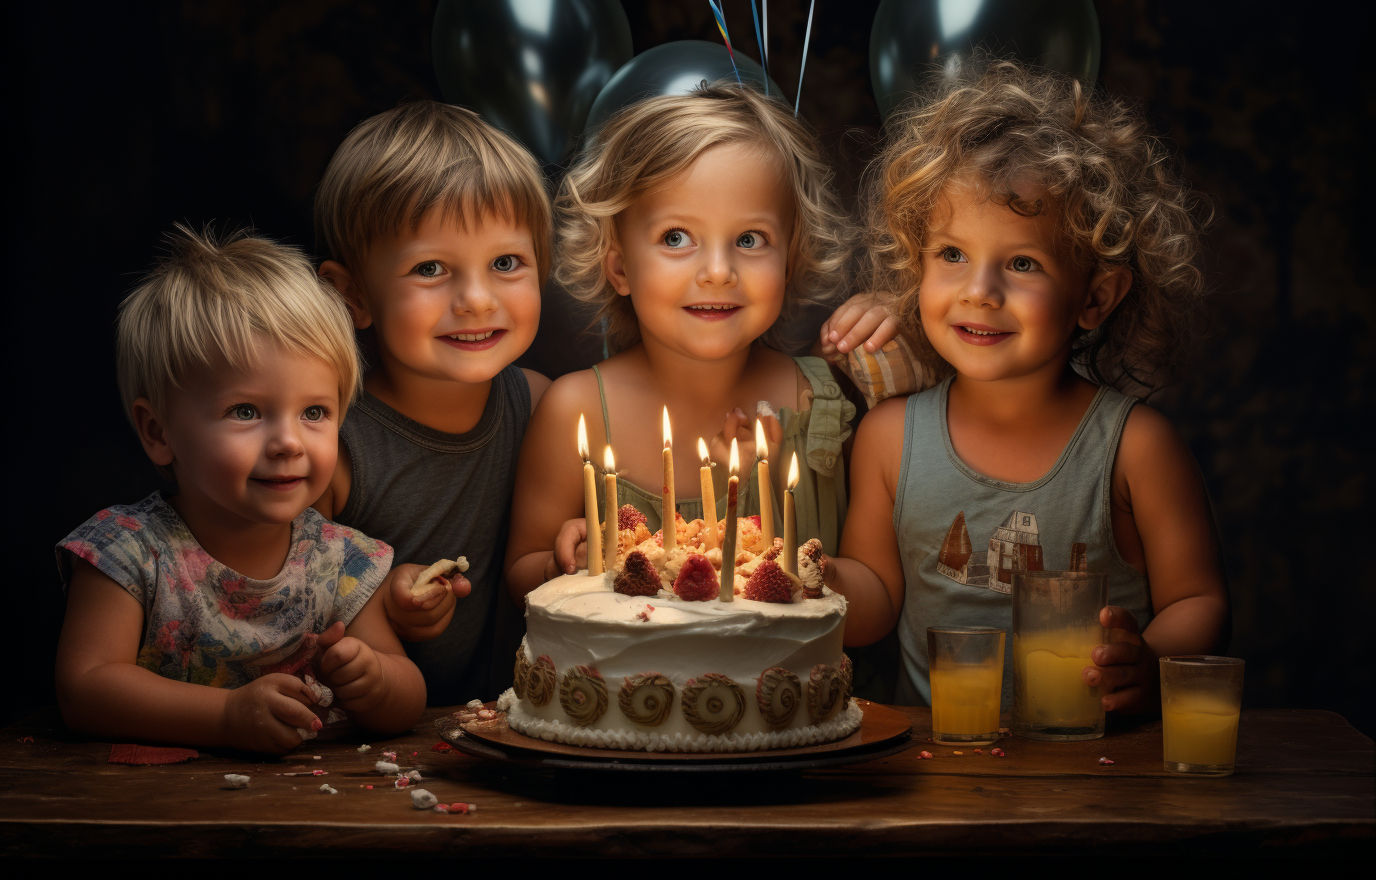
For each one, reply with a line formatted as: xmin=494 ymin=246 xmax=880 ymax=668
xmin=12 ymin=2 xmax=1372 ymax=735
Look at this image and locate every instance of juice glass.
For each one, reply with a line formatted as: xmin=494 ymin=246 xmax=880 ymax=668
xmin=928 ymin=626 xmax=1005 ymax=745
xmin=1160 ymin=656 xmax=1244 ymax=776
xmin=1012 ymin=571 xmax=1106 ymax=741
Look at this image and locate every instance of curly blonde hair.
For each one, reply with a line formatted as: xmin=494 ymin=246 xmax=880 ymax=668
xmin=868 ymin=58 xmax=1210 ymax=392
xmin=555 ymin=83 xmax=854 ymax=353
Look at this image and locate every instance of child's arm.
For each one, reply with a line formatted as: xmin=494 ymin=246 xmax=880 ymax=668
xmin=505 ymin=374 xmax=598 ymax=599
xmin=316 ymin=585 xmax=426 ymax=735
xmin=1086 ymin=406 xmax=1231 ymax=714
xmin=380 ymin=563 xmax=467 ymax=642
xmin=825 ymin=399 xmax=909 ymax=645
xmin=56 ymin=560 xmax=320 ymax=754
xmin=818 ymin=292 xmax=900 ymax=362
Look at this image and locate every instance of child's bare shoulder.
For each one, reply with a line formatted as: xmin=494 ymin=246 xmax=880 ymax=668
xmin=520 ymin=368 xmax=553 ymax=411
xmin=532 ymin=368 xmax=603 ymax=423
xmin=1113 ymin=402 xmax=1198 ymax=500
xmin=856 ymin=395 xmax=909 ymax=440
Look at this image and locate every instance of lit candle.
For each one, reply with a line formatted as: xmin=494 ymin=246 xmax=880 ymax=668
xmin=662 ymin=407 xmax=675 ymax=552
xmin=721 ymin=438 xmax=739 ymax=602
xmin=697 ymin=437 xmax=717 ymax=551
xmin=603 ymin=445 xmax=618 ymax=578
xmin=784 ymin=452 xmax=799 ymax=576
xmin=755 ymin=418 xmax=774 ymax=549
xmin=579 ymin=415 xmax=603 ymax=575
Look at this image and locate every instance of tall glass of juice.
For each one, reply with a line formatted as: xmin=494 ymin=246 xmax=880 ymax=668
xmin=1012 ymin=571 xmax=1107 ymax=741
xmin=928 ymin=626 xmax=1005 ymax=745
xmin=1160 ymin=656 xmax=1244 ymax=776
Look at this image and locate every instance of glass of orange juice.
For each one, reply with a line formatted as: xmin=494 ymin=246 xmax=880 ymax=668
xmin=928 ymin=626 xmax=1005 ymax=745
xmin=1160 ymin=656 xmax=1244 ymax=776
xmin=1011 ymin=571 xmax=1107 ymax=741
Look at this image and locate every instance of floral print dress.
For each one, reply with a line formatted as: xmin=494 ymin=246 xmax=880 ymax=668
xmin=57 ymin=493 xmax=393 ymax=689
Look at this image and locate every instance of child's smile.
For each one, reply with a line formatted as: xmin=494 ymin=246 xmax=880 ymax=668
xmin=144 ymin=339 xmax=341 ymax=532
xmin=919 ymin=179 xmax=1095 ymax=383
xmin=350 ymin=208 xmax=541 ymax=388
xmin=606 ymin=142 xmax=793 ymax=362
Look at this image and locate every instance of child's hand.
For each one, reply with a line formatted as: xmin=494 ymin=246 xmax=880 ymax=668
xmin=382 ymin=563 xmax=466 ymax=642
xmin=708 ymin=408 xmax=782 ymax=466
xmin=819 ymin=293 xmax=900 ymax=362
xmin=222 ymin=673 xmax=320 ymax=755
xmin=316 ymin=621 xmax=389 ymax=715
xmin=1083 ymin=606 xmax=1159 ymax=715
xmin=547 ymin=518 xmax=590 ymax=579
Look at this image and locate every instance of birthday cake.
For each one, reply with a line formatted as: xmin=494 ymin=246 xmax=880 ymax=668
xmin=497 ymin=507 xmax=861 ymax=752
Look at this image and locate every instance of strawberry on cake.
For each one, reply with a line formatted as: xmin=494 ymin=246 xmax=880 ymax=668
xmin=498 ymin=506 xmax=859 ymax=752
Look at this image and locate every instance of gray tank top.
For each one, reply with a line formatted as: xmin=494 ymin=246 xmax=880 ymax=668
xmin=336 ymin=365 xmax=530 ymax=706
xmin=893 ymin=377 xmax=1151 ymax=707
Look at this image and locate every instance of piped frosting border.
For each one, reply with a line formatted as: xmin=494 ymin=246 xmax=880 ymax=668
xmin=497 ymin=689 xmax=862 ymax=753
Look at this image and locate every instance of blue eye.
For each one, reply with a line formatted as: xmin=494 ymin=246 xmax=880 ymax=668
xmin=737 ymin=232 xmax=763 ymax=249
xmin=492 ymin=254 xmax=520 ymax=272
xmin=663 ymin=229 xmax=690 ymax=249
xmin=941 ymin=247 xmax=965 ymax=263
xmin=231 ymin=404 xmax=258 ymax=421
xmin=302 ymin=406 xmax=326 ymax=422
xmin=1011 ymin=256 xmax=1038 ymax=272
xmin=416 ymin=261 xmax=443 ymax=277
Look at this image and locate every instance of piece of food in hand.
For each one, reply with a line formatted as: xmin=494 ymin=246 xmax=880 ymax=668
xmin=410 ymin=557 xmax=470 ymax=599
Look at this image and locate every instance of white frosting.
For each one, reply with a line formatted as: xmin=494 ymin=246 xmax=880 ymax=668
xmin=510 ymin=572 xmax=856 ymax=749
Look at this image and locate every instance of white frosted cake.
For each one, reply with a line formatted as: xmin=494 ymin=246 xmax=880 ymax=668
xmin=497 ymin=508 xmax=860 ymax=752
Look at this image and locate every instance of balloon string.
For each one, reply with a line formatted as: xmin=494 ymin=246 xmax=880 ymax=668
xmin=795 ymin=0 xmax=814 ymax=117
xmin=750 ymin=0 xmax=768 ymax=96
xmin=707 ymin=1 xmax=743 ymax=85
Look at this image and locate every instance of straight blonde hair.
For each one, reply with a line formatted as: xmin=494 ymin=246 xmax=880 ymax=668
xmin=117 ymin=224 xmax=361 ymax=424
xmin=556 ymin=83 xmax=854 ymax=352
xmin=315 ymin=101 xmax=552 ymax=281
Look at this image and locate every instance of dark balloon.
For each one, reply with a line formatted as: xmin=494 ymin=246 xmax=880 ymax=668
xmin=870 ymin=0 xmax=1100 ymax=120
xmin=431 ymin=0 xmax=633 ymax=166
xmin=585 ymin=40 xmax=785 ymax=137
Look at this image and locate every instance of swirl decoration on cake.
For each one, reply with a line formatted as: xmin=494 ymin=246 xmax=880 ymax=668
xmin=839 ymin=653 xmax=854 ymax=703
xmin=755 ymin=667 xmax=802 ymax=729
xmin=526 ymin=654 xmax=557 ymax=707
xmin=512 ymin=648 xmax=531 ymax=700
xmin=559 ymin=666 xmax=608 ymax=726
xmin=681 ymin=673 xmax=746 ymax=735
xmin=618 ymin=673 xmax=675 ymax=727
xmin=807 ymin=663 xmax=846 ymax=723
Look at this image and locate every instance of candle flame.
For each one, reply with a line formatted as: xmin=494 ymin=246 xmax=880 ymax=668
xmin=754 ymin=418 xmax=768 ymax=462
xmin=603 ymin=445 xmax=616 ymax=472
xmin=697 ymin=437 xmax=710 ymax=465
xmin=662 ymin=406 xmax=672 ymax=448
xmin=787 ymin=451 xmax=799 ymax=489
xmin=729 ymin=437 xmax=739 ymax=476
xmin=577 ymin=414 xmax=589 ymax=461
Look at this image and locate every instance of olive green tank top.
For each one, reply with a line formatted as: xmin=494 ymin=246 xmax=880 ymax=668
xmin=590 ymin=357 xmax=854 ymax=555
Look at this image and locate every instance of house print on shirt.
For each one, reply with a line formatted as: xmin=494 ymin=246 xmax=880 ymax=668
xmin=936 ymin=511 xmax=992 ymax=587
xmin=987 ymin=510 xmax=1044 ymax=593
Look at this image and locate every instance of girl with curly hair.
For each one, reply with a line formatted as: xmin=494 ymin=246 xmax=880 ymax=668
xmin=505 ymin=83 xmax=860 ymax=600
xmin=827 ymin=59 xmax=1230 ymax=715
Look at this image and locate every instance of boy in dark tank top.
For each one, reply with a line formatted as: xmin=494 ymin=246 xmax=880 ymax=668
xmin=310 ymin=101 xmax=553 ymax=705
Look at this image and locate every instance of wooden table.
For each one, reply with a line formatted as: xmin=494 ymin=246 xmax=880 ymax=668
xmin=1 ymin=706 xmax=1370 ymax=857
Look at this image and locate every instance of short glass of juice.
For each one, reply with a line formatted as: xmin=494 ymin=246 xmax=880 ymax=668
xmin=928 ymin=626 xmax=1006 ymax=745
xmin=1011 ymin=570 xmax=1107 ymax=741
xmin=1160 ymin=655 xmax=1244 ymax=776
